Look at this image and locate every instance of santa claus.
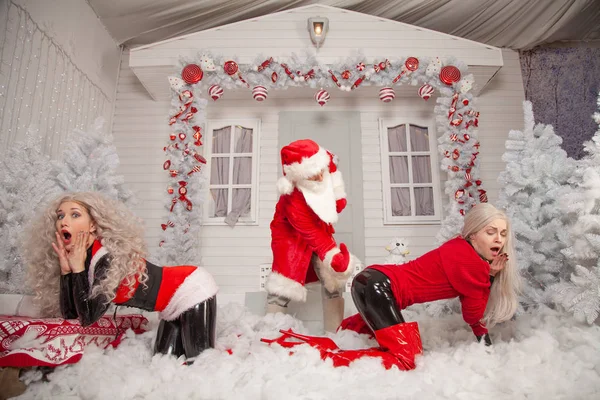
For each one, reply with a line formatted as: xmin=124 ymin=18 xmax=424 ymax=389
xmin=265 ymin=139 xmax=362 ymax=332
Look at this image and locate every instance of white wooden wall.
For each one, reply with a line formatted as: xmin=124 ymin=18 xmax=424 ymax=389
xmin=0 ymin=0 xmax=120 ymax=158
xmin=113 ymin=48 xmax=525 ymax=304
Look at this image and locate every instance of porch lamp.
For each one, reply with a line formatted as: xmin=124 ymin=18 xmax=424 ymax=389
xmin=308 ymin=17 xmax=329 ymax=48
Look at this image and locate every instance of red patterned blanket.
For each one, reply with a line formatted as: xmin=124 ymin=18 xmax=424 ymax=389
xmin=0 ymin=314 xmax=149 ymax=367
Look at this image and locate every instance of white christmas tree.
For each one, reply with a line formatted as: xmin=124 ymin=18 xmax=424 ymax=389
xmin=53 ymin=117 xmax=134 ymax=205
xmin=497 ymin=101 xmax=576 ymax=306
xmin=155 ymin=81 xmax=207 ymax=266
xmin=0 ymin=130 xmax=62 ymax=294
xmin=552 ymin=91 xmax=600 ymax=324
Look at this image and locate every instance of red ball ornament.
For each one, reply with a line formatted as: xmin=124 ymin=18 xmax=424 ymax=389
xmin=314 ymin=89 xmax=330 ymax=107
xmin=179 ymin=186 xmax=188 ymax=196
xmin=378 ymin=62 xmax=387 ymax=71
xmin=181 ymin=64 xmax=203 ymax=84
xmin=169 ymin=133 xmax=176 ymax=141
xmin=405 ymin=57 xmax=419 ymax=71
xmin=379 ymin=87 xmax=395 ymax=103
xmin=341 ymin=70 xmax=351 ymax=80
xmin=208 ymin=85 xmax=224 ymax=101
xmin=440 ymin=66 xmax=461 ymax=85
xmin=223 ymin=61 xmax=239 ymax=76
xmin=163 ymin=160 xmax=171 ymax=170
xmin=475 ymin=179 xmax=482 ymax=186
xmin=252 ymin=85 xmax=268 ymax=101
xmin=179 ymin=133 xmax=186 ymax=141
xmin=167 ymin=187 xmax=174 ymax=195
xmin=463 ymin=99 xmax=469 ymax=106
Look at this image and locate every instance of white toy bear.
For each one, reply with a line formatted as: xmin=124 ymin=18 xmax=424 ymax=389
xmin=384 ymin=237 xmax=410 ymax=265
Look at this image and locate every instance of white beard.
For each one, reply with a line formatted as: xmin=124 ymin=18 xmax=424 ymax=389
xmin=296 ymin=172 xmax=338 ymax=224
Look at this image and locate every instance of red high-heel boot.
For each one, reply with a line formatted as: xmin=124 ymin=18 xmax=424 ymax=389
xmin=373 ymin=322 xmax=423 ymax=370
xmin=262 ymin=329 xmax=415 ymax=370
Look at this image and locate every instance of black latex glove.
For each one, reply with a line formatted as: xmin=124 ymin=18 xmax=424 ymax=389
xmin=476 ymin=333 xmax=492 ymax=346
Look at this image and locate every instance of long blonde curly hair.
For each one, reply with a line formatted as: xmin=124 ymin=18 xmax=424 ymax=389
xmin=461 ymin=203 xmax=522 ymax=328
xmin=21 ymin=192 xmax=148 ymax=317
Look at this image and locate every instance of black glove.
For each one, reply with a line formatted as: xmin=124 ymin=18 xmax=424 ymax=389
xmin=476 ymin=333 xmax=492 ymax=346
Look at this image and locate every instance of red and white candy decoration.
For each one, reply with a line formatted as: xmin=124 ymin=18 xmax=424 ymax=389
xmin=181 ymin=64 xmax=203 ymax=84
xmin=379 ymin=87 xmax=395 ymax=103
xmin=314 ymin=89 xmax=330 ymax=106
xmin=252 ymin=85 xmax=268 ymax=101
xmin=418 ymin=84 xmax=434 ymax=100
xmin=223 ymin=61 xmax=239 ymax=76
xmin=440 ymin=65 xmax=461 ymax=85
xmin=208 ymin=85 xmax=224 ymax=101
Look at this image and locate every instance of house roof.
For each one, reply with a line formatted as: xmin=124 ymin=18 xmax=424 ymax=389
xmin=129 ymin=5 xmax=506 ymax=100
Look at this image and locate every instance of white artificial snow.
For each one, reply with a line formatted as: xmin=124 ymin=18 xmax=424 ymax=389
xmin=18 ymin=304 xmax=600 ymax=400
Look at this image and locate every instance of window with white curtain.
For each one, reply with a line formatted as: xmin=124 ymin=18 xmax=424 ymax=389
xmin=379 ymin=118 xmax=442 ymax=224
xmin=204 ymin=119 xmax=260 ymax=226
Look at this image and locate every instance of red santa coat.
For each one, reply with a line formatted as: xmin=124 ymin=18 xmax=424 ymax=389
xmin=370 ymin=237 xmax=491 ymax=335
xmin=266 ymin=187 xmax=353 ymax=302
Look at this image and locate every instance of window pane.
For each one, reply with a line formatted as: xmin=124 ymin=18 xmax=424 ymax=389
xmin=415 ymin=187 xmax=434 ymax=216
xmin=389 ymin=156 xmax=409 ymax=183
xmin=211 ymin=157 xmax=229 ymax=184
xmin=410 ymin=125 xmax=430 ymax=151
xmin=391 ymin=188 xmax=410 ymax=216
xmin=233 ymin=157 xmax=252 ymax=184
xmin=232 ymin=188 xmax=252 ymax=217
xmin=388 ymin=125 xmax=407 ymax=152
xmin=212 ymin=126 xmax=231 ymax=153
xmin=209 ymin=189 xmax=228 ymax=217
xmin=234 ymin=126 xmax=253 ymax=153
xmin=412 ymin=156 xmax=432 ymax=183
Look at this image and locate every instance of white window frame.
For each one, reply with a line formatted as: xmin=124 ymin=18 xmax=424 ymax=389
xmin=379 ymin=117 xmax=442 ymax=225
xmin=203 ymin=118 xmax=261 ymax=226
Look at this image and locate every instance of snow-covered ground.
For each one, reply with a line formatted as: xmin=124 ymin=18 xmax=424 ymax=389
xmin=18 ymin=304 xmax=600 ymax=400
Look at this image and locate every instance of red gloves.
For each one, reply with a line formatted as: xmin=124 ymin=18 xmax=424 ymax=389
xmin=336 ymin=198 xmax=347 ymax=213
xmin=330 ymin=243 xmax=350 ymax=272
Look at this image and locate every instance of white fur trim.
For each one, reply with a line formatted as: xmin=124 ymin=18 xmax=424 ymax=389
xmin=316 ymin=248 xmax=359 ymax=293
xmin=297 ymin=174 xmax=338 ymax=224
xmin=276 ymin=176 xmax=294 ymax=195
xmin=88 ymin=247 xmax=108 ymax=288
xmin=330 ymin=170 xmax=346 ymax=200
xmin=283 ymin=147 xmax=330 ymax=183
xmin=159 ymin=267 xmax=219 ymax=321
xmin=265 ymin=271 xmax=307 ymax=302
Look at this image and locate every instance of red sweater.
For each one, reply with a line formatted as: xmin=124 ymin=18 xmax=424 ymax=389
xmin=370 ymin=237 xmax=491 ymax=336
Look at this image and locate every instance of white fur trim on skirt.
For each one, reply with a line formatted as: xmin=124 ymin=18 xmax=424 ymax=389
xmin=265 ymin=271 xmax=307 ymax=303
xmin=159 ymin=267 xmax=219 ymax=321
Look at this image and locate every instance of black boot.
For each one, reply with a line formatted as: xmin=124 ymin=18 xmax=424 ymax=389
xmin=153 ymin=319 xmax=185 ymax=357
xmin=179 ymin=295 xmax=217 ymax=362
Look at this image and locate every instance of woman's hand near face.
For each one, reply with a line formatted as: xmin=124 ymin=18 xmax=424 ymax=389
xmin=68 ymin=231 xmax=89 ymax=273
xmin=490 ymin=253 xmax=508 ymax=276
xmin=52 ymin=232 xmax=72 ymax=275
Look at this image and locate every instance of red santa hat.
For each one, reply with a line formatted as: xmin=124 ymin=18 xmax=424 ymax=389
xmin=277 ymin=139 xmax=331 ymax=195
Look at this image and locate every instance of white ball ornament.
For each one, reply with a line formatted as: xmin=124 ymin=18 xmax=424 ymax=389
xmin=379 ymin=87 xmax=395 ymax=103
xmin=252 ymin=85 xmax=268 ymax=101
xmin=208 ymin=84 xmax=224 ymax=101
xmin=314 ymin=89 xmax=330 ymax=106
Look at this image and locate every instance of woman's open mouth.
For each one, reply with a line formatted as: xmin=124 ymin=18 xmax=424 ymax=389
xmin=62 ymin=230 xmax=72 ymax=244
xmin=490 ymin=246 xmax=501 ymax=257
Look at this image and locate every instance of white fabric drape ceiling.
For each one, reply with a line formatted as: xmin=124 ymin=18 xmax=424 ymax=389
xmin=87 ymin=0 xmax=600 ymax=50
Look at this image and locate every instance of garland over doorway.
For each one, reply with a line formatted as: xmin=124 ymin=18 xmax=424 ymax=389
xmin=158 ymin=51 xmax=488 ymax=260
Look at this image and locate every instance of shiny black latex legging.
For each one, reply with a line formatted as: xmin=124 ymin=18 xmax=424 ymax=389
xmin=154 ymin=295 xmax=217 ymax=359
xmin=351 ymin=269 xmax=405 ymax=331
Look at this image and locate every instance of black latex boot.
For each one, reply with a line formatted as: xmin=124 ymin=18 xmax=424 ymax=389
xmin=179 ymin=295 xmax=217 ymax=363
xmin=153 ymin=319 xmax=185 ymax=357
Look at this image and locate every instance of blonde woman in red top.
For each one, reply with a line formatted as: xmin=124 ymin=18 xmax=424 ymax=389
xmin=342 ymin=203 xmax=521 ymax=369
